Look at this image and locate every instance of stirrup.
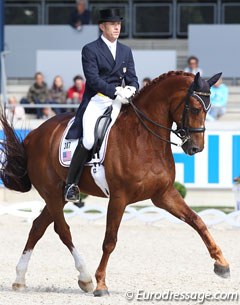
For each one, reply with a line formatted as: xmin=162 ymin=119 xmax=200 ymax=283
xmin=64 ymin=184 xmax=80 ymax=203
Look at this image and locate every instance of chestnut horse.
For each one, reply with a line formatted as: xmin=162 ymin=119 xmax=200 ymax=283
xmin=0 ymin=71 xmax=229 ymax=296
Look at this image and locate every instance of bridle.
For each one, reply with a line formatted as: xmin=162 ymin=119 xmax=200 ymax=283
xmin=129 ymin=89 xmax=211 ymax=147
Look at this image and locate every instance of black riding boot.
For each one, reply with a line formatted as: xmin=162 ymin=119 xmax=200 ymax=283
xmin=64 ymin=141 xmax=90 ymax=202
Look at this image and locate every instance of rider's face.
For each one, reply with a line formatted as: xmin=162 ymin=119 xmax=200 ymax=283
xmin=99 ymin=22 xmax=121 ymax=42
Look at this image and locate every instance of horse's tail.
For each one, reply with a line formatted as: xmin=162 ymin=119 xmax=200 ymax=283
xmin=0 ymin=112 xmax=32 ymax=192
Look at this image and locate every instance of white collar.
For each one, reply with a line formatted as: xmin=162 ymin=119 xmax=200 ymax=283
xmin=101 ymin=34 xmax=117 ymax=48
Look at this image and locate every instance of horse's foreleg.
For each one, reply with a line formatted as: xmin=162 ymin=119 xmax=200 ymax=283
xmin=94 ymin=196 xmax=126 ymax=297
xmin=152 ymin=187 xmax=230 ymax=278
xmin=12 ymin=206 xmax=53 ymax=290
xmin=50 ymin=205 xmax=93 ymax=293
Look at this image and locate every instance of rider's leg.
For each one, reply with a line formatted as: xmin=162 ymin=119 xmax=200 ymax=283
xmin=64 ymin=96 xmax=112 ymax=202
xmin=64 ymin=140 xmax=90 ymax=202
xmin=82 ymin=96 xmax=112 ymax=150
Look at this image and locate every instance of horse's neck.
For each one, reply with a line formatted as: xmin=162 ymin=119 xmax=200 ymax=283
xmin=135 ymin=85 xmax=173 ymax=131
xmin=124 ymin=85 xmax=173 ymax=150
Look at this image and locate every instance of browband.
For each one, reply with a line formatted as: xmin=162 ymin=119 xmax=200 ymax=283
xmin=192 ymin=90 xmax=211 ymax=97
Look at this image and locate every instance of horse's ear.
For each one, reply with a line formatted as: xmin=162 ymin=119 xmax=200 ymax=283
xmin=193 ymin=72 xmax=202 ymax=88
xmin=207 ymin=73 xmax=222 ymax=87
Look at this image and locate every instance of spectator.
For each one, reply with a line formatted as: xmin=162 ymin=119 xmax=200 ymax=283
xmin=142 ymin=77 xmax=151 ymax=88
xmin=6 ymin=96 xmax=25 ymax=122
xmin=69 ymin=0 xmax=90 ymax=31
xmin=207 ymin=78 xmax=228 ymax=121
xmin=20 ymin=72 xmax=49 ymax=119
xmin=67 ymin=75 xmax=85 ymax=110
xmin=184 ymin=56 xmax=203 ymax=76
xmin=48 ymin=76 xmax=67 ymax=114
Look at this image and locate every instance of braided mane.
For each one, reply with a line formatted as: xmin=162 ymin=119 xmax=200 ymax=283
xmin=135 ymin=70 xmax=194 ymax=99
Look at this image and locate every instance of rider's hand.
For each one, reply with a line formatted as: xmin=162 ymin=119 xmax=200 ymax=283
xmin=115 ymin=95 xmax=129 ymax=104
xmin=115 ymin=86 xmax=136 ymax=104
xmin=115 ymin=87 xmax=129 ymax=104
xmin=115 ymin=86 xmax=124 ymax=97
xmin=115 ymin=86 xmax=136 ymax=100
xmin=123 ymin=86 xmax=136 ymax=99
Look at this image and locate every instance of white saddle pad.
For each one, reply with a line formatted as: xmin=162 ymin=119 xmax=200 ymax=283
xmin=59 ymin=100 xmax=122 ymax=168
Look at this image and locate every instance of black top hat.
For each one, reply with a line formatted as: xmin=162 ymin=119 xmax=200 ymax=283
xmin=98 ymin=8 xmax=123 ymax=24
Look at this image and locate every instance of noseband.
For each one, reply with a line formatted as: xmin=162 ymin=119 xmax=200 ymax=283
xmin=129 ymin=89 xmax=211 ymax=147
xmin=175 ymin=89 xmax=211 ymax=138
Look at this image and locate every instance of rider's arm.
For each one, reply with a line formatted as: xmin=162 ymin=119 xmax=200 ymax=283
xmin=82 ymin=45 xmax=117 ymax=99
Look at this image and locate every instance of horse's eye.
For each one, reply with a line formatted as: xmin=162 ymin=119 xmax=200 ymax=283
xmin=191 ymin=108 xmax=200 ymax=115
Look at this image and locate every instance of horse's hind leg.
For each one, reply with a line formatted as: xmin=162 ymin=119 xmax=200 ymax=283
xmin=152 ymin=187 xmax=230 ymax=278
xmin=46 ymin=199 xmax=93 ymax=293
xmin=12 ymin=206 xmax=53 ymax=290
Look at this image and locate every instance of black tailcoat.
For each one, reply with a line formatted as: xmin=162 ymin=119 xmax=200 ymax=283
xmin=67 ymin=37 xmax=139 ymax=139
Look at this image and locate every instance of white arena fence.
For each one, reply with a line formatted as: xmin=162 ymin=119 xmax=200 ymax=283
xmin=1 ymin=201 xmax=240 ymax=228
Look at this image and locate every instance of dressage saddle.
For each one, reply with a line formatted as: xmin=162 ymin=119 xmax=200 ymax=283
xmin=90 ymin=105 xmax=113 ymax=159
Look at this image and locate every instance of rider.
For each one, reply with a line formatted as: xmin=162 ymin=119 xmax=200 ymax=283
xmin=64 ymin=8 xmax=139 ymax=202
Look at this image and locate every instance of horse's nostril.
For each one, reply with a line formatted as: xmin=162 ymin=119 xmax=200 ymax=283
xmin=187 ymin=146 xmax=201 ymax=155
xmin=191 ymin=146 xmax=200 ymax=154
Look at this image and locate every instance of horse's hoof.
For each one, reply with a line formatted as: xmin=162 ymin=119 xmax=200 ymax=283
xmin=78 ymin=279 xmax=94 ymax=293
xmin=214 ymin=263 xmax=230 ymax=278
xmin=12 ymin=283 xmax=26 ymax=291
xmin=93 ymin=289 xmax=110 ymax=297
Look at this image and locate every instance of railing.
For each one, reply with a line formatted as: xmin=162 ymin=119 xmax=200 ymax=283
xmin=4 ymin=1 xmax=240 ymax=38
xmin=1 ymin=201 xmax=240 ymax=228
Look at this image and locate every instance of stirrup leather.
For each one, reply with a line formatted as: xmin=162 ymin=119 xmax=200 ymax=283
xmin=64 ymin=184 xmax=80 ymax=203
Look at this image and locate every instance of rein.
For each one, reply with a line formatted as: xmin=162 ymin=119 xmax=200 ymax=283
xmin=129 ymin=100 xmax=184 ymax=147
xmin=129 ymin=90 xmax=210 ymax=147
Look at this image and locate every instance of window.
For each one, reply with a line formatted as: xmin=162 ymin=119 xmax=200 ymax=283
xmin=223 ymin=4 xmax=240 ymax=24
xmin=5 ymin=4 xmax=40 ymax=24
xmin=177 ymin=3 xmax=216 ymax=37
xmin=46 ymin=4 xmax=75 ymax=24
xmin=133 ymin=3 xmax=172 ymax=37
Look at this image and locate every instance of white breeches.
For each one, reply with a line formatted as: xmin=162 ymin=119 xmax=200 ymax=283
xmin=82 ymin=94 xmax=113 ymax=150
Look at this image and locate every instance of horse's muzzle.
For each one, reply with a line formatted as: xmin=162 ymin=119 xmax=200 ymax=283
xmin=182 ymin=141 xmax=203 ymax=155
xmin=187 ymin=145 xmax=202 ymax=155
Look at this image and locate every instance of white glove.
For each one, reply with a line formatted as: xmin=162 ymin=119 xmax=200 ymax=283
xmin=115 ymin=86 xmax=129 ymax=104
xmin=115 ymin=86 xmax=124 ymax=97
xmin=123 ymin=86 xmax=136 ymax=99
xmin=115 ymin=95 xmax=129 ymax=104
xmin=115 ymin=86 xmax=136 ymax=98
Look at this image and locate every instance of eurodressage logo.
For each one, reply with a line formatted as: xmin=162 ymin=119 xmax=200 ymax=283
xmin=125 ymin=290 xmax=239 ymax=303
